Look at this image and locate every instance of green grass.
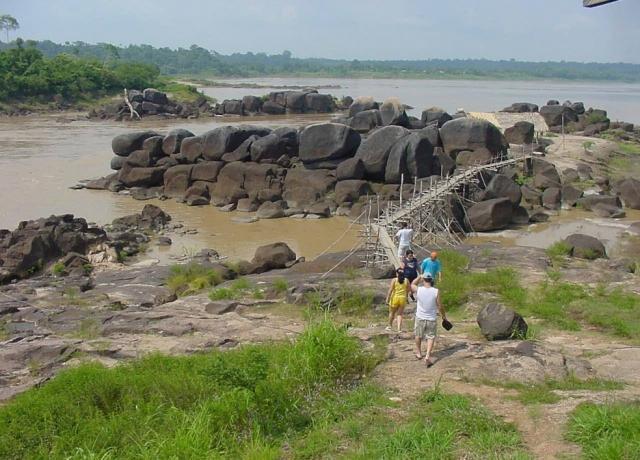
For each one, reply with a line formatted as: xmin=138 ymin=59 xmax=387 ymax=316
xmin=0 ymin=321 xmax=378 ymax=459
xmin=585 ymin=112 xmax=608 ymax=125
xmin=353 ymin=390 xmax=530 ymax=459
xmin=566 ymin=401 xmax=640 ymax=460
xmin=166 ymin=263 xmax=223 ymax=296
xmin=208 ymin=277 xmax=254 ymax=301
xmin=272 ymin=278 xmax=289 ymax=295
xmin=482 ymin=375 xmax=624 ymax=406
xmin=307 ymin=284 xmax=377 ymax=316
xmin=546 ymin=241 xmax=572 ymax=267
xmin=156 ymin=79 xmax=213 ymax=103
xmin=51 ymin=261 xmax=66 ymax=276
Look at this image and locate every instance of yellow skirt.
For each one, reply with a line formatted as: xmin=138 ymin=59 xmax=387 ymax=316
xmin=389 ymin=296 xmax=407 ymax=311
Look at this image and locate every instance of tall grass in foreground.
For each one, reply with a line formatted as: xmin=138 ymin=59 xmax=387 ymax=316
xmin=567 ymin=401 xmax=640 ymax=460
xmin=0 ymin=321 xmax=377 ymax=459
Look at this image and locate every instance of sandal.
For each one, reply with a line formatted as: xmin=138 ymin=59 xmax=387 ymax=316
xmin=415 ymin=352 xmax=423 ymax=360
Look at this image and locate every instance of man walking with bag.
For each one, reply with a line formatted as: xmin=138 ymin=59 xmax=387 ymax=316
xmin=411 ymin=273 xmax=448 ymax=367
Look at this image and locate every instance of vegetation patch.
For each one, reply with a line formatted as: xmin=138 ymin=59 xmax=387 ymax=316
xmin=482 ymin=375 xmax=624 ymax=406
xmin=566 ymin=401 xmax=640 ymax=460
xmin=166 ymin=263 xmax=223 ymax=296
xmin=0 ymin=321 xmax=379 ymax=459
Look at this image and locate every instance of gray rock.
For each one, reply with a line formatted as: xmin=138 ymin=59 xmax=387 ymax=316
xmin=504 ymin=121 xmax=534 ymax=145
xmin=578 ymin=195 xmax=622 ymax=211
xmin=439 ymin=118 xmax=505 ymax=158
xmin=205 ymin=300 xmax=240 ymax=315
xmin=477 ymin=303 xmax=528 ymax=340
xmin=379 ymin=98 xmax=409 ymax=127
xmin=242 ymin=95 xmax=263 ymax=113
xmin=336 ymin=158 xmax=365 ymax=180
xmin=355 ymin=125 xmax=410 ymax=180
xmin=384 ymin=132 xmax=435 ymax=183
xmin=162 ymin=129 xmax=195 ymax=156
xmin=540 ymin=105 xmax=578 ymax=127
xmin=112 ymin=131 xmax=159 ymax=157
xmin=251 ymin=242 xmax=296 ymax=273
xmin=501 ymin=102 xmax=538 ymax=113
xmin=299 ymin=123 xmax=361 ymax=168
xmin=592 ymin=203 xmax=625 ymax=218
xmin=349 ymin=96 xmax=379 ymax=117
xmin=615 ymin=178 xmax=640 ymax=209
xmin=348 ymin=109 xmax=382 ymax=133
xmin=420 ymin=107 xmax=452 ymax=127
xmin=236 ymin=198 xmax=259 ymax=212
xmin=485 ymin=174 xmax=522 ymax=205
xmin=256 ymin=201 xmax=285 ymax=219
xmin=335 ymin=180 xmax=371 ymax=204
xmin=562 ymin=185 xmax=583 ymax=207
xmin=542 ymin=187 xmax=562 ymax=210
xmin=467 ymin=198 xmax=513 ymax=232
xmin=564 ymin=234 xmax=606 ymax=259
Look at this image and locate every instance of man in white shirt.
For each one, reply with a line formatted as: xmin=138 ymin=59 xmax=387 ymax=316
xmin=395 ymin=222 xmax=414 ymax=258
xmin=411 ymin=273 xmax=447 ymax=367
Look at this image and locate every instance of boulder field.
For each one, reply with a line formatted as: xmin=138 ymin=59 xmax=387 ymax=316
xmin=82 ymin=98 xmax=640 ymax=234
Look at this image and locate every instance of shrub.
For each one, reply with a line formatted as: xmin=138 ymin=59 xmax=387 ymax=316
xmin=272 ymin=278 xmax=289 ymax=294
xmin=51 ymin=262 xmax=66 ymax=276
xmin=166 ymin=263 xmax=223 ymax=296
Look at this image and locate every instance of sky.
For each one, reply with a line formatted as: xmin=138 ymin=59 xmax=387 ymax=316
xmin=2 ymin=0 xmax=639 ymax=63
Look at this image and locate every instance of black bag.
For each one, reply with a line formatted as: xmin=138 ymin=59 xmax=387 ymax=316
xmin=442 ymin=319 xmax=453 ymax=331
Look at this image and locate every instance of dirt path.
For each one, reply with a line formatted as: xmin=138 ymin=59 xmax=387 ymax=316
xmin=367 ymin=326 xmax=640 ymax=460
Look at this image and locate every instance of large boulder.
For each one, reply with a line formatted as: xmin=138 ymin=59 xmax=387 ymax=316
xmin=379 ymin=98 xmax=409 ymax=127
xmin=163 ymin=165 xmax=193 ymax=198
xmin=283 ymin=167 xmax=335 ymax=207
xmin=261 ymin=101 xmax=286 ymax=115
xmin=531 ymin=159 xmax=561 ymax=189
xmin=298 ymin=123 xmax=361 ymax=168
xmin=335 ymin=180 xmax=371 ymax=204
xmin=562 ymin=185 xmax=583 ymax=207
xmin=578 ymin=195 xmax=622 ymax=211
xmin=251 ymin=242 xmax=296 ymax=273
xmin=256 ymin=201 xmax=285 ymax=219
xmin=162 ymin=129 xmax=195 ymax=156
xmin=222 ymin=99 xmax=244 ymax=115
xmin=542 ymin=187 xmax=562 ymax=210
xmin=349 ymin=109 xmax=382 ymax=133
xmin=202 ymin=125 xmax=271 ymax=161
xmin=592 ymin=203 xmax=625 ymax=218
xmin=504 ymin=121 xmax=534 ymax=145
xmin=112 ymin=131 xmax=159 ymax=157
xmin=180 ymin=136 xmax=204 ymax=163
xmin=250 ymin=128 xmax=299 ymax=162
xmin=501 ymin=102 xmax=539 ymax=113
xmin=336 ymin=158 xmax=365 ymax=180
xmin=213 ymin=162 xmax=283 ymax=204
xmin=242 ymin=95 xmax=263 ymax=113
xmin=564 ymin=234 xmax=606 ymax=259
xmin=485 ymin=174 xmax=522 ymax=205
xmin=305 ymin=93 xmax=335 ymax=113
xmin=420 ymin=107 xmax=452 ymax=127
xmin=384 ymin=132 xmax=434 ymax=183
xmin=221 ymin=135 xmax=258 ymax=162
xmin=540 ymin=105 xmax=578 ymax=127
xmin=191 ymin=161 xmax=224 ymax=182
xmin=615 ymin=178 xmax=640 ymax=209
xmin=285 ymin=91 xmax=307 ymax=113
xmin=349 ymin=96 xmax=379 ymax=117
xmin=439 ymin=118 xmax=505 ymax=159
xmin=477 ymin=303 xmax=528 ymax=340
xmin=355 ymin=125 xmax=410 ymax=180
xmin=466 ymin=198 xmax=513 ymax=232
xmin=118 ymin=164 xmax=165 ymax=188
xmin=143 ymin=88 xmax=169 ymax=105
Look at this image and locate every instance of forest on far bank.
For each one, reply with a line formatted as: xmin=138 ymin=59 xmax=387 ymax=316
xmin=1 ymin=39 xmax=639 ymax=82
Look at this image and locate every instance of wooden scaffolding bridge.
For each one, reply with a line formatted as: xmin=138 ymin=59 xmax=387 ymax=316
xmin=361 ymin=153 xmax=532 ymax=268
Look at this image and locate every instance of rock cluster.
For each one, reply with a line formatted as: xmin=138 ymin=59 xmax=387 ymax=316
xmin=539 ymin=100 xmax=611 ymax=135
xmin=214 ymin=90 xmax=338 ymax=116
xmin=87 ymin=109 xmax=515 ymax=223
xmin=89 ymin=88 xmax=211 ymax=121
xmin=0 ymin=205 xmax=171 ymax=283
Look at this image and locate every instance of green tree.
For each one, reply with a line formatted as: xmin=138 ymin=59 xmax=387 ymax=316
xmin=0 ymin=14 xmax=19 ymax=43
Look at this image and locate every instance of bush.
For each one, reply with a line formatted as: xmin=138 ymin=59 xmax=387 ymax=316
xmin=0 ymin=321 xmax=373 ymax=459
xmin=166 ymin=263 xmax=223 ymax=296
xmin=51 ymin=262 xmax=66 ymax=276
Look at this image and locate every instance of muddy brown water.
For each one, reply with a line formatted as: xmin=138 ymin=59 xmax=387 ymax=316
xmin=0 ymin=113 xmax=361 ymax=262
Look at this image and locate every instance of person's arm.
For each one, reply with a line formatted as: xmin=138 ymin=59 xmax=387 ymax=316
xmin=410 ymin=275 xmax=421 ymax=294
xmin=438 ymin=261 xmax=443 ymax=282
xmin=437 ymin=291 xmax=446 ymax=320
xmin=386 ymin=279 xmax=395 ymax=304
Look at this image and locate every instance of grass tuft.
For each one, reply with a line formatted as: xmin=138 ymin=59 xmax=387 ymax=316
xmin=166 ymin=263 xmax=223 ymax=296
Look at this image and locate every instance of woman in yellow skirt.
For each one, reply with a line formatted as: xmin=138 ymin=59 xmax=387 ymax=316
xmin=385 ymin=268 xmax=409 ymax=332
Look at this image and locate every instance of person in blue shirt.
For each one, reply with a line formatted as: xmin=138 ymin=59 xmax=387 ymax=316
xmin=420 ymin=251 xmax=442 ymax=286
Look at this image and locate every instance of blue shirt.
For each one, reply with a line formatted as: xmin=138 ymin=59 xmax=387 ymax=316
xmin=420 ymin=259 xmax=441 ymax=278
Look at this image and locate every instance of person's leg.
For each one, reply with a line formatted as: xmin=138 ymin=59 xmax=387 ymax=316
xmin=424 ymin=338 xmax=435 ymax=361
xmin=414 ymin=336 xmax=423 ymax=358
xmin=414 ymin=319 xmax=424 ymax=358
xmin=423 ymin=321 xmax=437 ymax=366
xmin=388 ymin=308 xmax=396 ymax=329
xmin=396 ymin=306 xmax=404 ymax=332
xmin=408 ymin=276 xmax=416 ymax=300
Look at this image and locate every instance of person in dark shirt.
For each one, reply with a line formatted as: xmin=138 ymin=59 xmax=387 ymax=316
xmin=401 ymin=249 xmax=419 ymax=301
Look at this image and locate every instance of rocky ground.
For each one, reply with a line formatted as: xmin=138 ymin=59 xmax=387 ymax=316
xmin=2 ymin=236 xmax=639 ymax=459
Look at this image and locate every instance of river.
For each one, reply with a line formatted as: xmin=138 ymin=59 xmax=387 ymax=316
xmin=1 ymin=77 xmax=638 ymax=261
xmin=200 ymin=77 xmax=640 ymax=124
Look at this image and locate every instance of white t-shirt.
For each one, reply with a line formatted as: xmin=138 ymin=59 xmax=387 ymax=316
xmin=395 ymin=228 xmax=414 ymax=246
xmin=416 ymin=286 xmax=439 ymax=321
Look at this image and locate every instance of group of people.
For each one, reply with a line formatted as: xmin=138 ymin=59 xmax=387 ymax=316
xmin=385 ymin=222 xmax=448 ymax=367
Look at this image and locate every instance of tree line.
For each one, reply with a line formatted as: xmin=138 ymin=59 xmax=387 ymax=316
xmin=1 ymin=39 xmax=638 ymax=82
xmin=0 ymin=39 xmax=160 ymax=101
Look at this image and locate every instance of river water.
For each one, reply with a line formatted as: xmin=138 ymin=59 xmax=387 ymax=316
xmin=200 ymin=77 xmax=640 ymax=124
xmin=1 ymin=77 xmax=638 ymax=260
